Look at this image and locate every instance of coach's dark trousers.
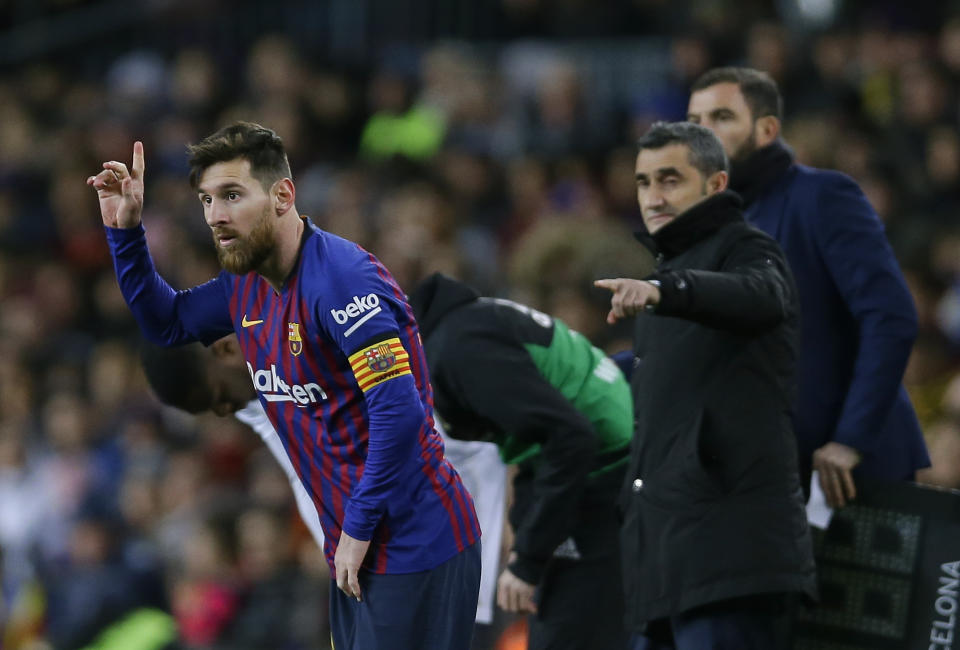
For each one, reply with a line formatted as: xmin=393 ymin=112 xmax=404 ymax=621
xmin=329 ymin=542 xmax=481 ymax=650
xmin=628 ymin=594 xmax=792 ymax=650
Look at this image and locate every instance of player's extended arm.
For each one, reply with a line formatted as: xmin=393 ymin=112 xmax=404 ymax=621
xmin=89 ymin=142 xmax=232 ymax=345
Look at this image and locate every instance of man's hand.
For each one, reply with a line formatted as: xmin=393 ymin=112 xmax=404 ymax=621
xmin=334 ymin=531 xmax=371 ymax=602
xmin=87 ymin=141 xmax=145 ymax=229
xmin=497 ymin=562 xmax=537 ymax=614
xmin=813 ymin=442 xmax=862 ymax=508
xmin=594 ymin=278 xmax=661 ymax=324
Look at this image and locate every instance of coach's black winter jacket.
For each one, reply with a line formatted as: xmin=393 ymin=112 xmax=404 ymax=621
xmin=622 ymin=191 xmax=817 ymax=629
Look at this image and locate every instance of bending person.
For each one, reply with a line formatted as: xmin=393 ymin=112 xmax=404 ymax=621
xmin=140 ymin=336 xmax=327 ymax=549
xmin=139 ymin=334 xmax=507 ymax=629
xmin=411 ymin=272 xmax=632 ymax=650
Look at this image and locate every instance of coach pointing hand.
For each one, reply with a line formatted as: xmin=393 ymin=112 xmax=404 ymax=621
xmin=594 ymin=278 xmax=661 ymax=324
xmin=607 ymin=121 xmax=815 ymax=649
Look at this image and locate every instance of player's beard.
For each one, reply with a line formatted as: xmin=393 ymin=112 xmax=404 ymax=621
xmin=213 ymin=207 xmax=276 ymax=275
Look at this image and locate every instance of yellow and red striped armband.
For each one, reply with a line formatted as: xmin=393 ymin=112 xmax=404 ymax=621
xmin=348 ymin=337 xmax=412 ymax=392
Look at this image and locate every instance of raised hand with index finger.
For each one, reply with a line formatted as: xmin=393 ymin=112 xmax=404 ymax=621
xmin=86 ymin=141 xmax=146 ymax=229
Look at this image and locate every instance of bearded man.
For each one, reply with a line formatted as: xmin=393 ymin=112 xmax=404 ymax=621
xmin=688 ymin=68 xmax=929 ymax=508
xmin=88 ymin=122 xmax=481 ymax=650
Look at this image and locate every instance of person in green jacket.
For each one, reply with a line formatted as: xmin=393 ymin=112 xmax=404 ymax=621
xmin=410 ymin=273 xmax=633 ymax=650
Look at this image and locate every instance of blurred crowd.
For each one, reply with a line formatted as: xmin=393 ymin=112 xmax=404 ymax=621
xmin=2 ymin=0 xmax=960 ymax=647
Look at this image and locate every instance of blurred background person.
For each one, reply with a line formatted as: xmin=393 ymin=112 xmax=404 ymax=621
xmin=688 ymin=67 xmax=930 ymax=508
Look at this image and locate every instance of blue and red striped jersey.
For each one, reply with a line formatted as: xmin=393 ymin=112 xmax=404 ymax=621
xmin=106 ymin=219 xmax=479 ymax=574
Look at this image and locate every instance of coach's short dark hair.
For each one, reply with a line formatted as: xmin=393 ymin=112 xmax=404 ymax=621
xmin=139 ymin=341 xmax=212 ymax=414
xmin=187 ymin=121 xmax=292 ymax=191
xmin=637 ymin=121 xmax=729 ymax=177
xmin=691 ymin=67 xmax=783 ymax=121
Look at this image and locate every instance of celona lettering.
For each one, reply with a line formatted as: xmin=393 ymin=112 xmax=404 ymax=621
xmin=929 ymin=561 xmax=960 ymax=649
xmin=247 ymin=362 xmax=328 ymax=406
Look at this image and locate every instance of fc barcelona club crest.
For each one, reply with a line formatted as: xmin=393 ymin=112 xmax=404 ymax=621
xmin=364 ymin=344 xmax=396 ymax=372
xmin=288 ymin=322 xmax=303 ymax=356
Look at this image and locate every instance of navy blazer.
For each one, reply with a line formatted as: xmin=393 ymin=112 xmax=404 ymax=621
xmin=742 ymin=154 xmax=930 ymax=481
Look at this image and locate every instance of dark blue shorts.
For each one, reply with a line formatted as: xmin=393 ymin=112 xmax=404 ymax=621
xmin=329 ymin=542 xmax=481 ymax=650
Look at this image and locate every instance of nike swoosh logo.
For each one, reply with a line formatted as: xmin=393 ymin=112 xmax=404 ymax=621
xmin=242 ymin=315 xmax=264 ymax=327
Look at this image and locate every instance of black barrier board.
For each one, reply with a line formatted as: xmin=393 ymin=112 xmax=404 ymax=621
xmin=794 ymin=478 xmax=960 ymax=649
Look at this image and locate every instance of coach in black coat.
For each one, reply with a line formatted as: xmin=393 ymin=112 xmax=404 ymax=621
xmin=597 ymin=122 xmax=816 ymax=649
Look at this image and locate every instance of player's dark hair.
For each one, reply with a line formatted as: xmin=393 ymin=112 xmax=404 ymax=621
xmin=637 ymin=121 xmax=729 ymax=177
xmin=187 ymin=121 xmax=292 ymax=192
xmin=139 ymin=340 xmax=212 ymax=414
xmin=690 ymin=67 xmax=783 ymax=121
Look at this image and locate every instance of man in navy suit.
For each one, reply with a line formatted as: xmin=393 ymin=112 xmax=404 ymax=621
xmin=687 ymin=67 xmax=929 ymax=508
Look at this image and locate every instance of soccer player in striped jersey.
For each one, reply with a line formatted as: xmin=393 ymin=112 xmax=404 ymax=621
xmin=88 ymin=122 xmax=481 ymax=650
